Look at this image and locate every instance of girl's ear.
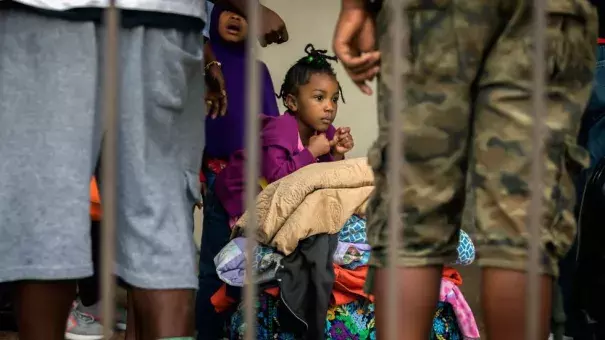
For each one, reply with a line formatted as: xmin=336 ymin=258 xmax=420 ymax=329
xmin=284 ymin=94 xmax=298 ymax=112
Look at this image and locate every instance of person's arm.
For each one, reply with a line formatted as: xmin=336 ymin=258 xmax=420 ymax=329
xmin=261 ymin=64 xmax=280 ymax=117
xmin=262 ymin=146 xmax=316 ymax=184
xmin=203 ymin=42 xmax=227 ymax=118
xmin=334 ymin=0 xmax=380 ymax=95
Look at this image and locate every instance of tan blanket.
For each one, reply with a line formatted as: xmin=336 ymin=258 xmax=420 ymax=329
xmin=233 ymin=157 xmax=374 ymax=255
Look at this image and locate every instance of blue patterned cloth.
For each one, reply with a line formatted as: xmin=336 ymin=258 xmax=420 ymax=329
xmin=455 ymin=230 xmax=475 ymax=266
xmin=339 ymin=215 xmax=368 ymax=244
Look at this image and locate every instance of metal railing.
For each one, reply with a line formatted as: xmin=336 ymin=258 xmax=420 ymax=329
xmin=100 ymin=0 xmax=119 ymax=336
xmin=97 ymin=0 xmax=547 ymax=338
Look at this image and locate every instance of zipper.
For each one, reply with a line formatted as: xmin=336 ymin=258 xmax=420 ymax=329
xmin=278 ymin=279 xmax=308 ymax=330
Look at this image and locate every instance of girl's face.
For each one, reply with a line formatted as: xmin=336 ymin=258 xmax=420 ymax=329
xmin=218 ymin=10 xmax=248 ymax=43
xmin=287 ymin=73 xmax=340 ymax=133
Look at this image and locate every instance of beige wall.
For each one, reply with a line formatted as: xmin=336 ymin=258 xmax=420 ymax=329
xmin=259 ymin=0 xmax=378 ymax=158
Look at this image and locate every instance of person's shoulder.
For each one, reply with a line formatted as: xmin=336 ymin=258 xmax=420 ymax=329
xmin=261 ymin=113 xmax=298 ymax=148
xmin=258 ymin=60 xmax=272 ymax=74
xmin=262 ymin=113 xmax=296 ymax=132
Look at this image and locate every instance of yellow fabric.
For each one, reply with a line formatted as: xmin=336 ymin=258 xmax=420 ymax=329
xmin=259 ymin=177 xmax=269 ymax=190
xmin=233 ymin=157 xmax=374 ymax=255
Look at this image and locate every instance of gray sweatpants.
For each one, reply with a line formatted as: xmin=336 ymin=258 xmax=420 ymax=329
xmin=0 ymin=9 xmax=204 ymax=289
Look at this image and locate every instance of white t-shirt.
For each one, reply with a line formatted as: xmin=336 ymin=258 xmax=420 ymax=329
xmin=5 ymin=0 xmax=205 ymax=19
xmin=202 ymin=0 xmax=213 ymax=37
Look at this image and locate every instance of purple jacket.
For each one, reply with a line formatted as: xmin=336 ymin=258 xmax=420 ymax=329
xmin=204 ymin=3 xmax=280 ymax=159
xmin=215 ymin=113 xmax=336 ymax=218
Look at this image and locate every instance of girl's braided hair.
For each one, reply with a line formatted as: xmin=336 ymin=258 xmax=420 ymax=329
xmin=276 ymin=44 xmax=345 ymax=108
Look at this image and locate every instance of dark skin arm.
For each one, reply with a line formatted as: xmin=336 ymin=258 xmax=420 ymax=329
xmin=203 ymin=42 xmax=227 ymax=119
xmin=208 ymin=0 xmax=289 ymax=47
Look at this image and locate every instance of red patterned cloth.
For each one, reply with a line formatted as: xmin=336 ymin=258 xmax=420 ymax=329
xmin=200 ymin=158 xmax=229 ymax=183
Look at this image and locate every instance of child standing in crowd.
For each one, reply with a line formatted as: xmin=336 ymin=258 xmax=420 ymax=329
xmin=196 ymin=2 xmax=280 ymax=339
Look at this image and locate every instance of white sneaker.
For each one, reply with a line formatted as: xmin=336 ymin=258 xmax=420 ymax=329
xmin=65 ymin=300 xmax=127 ymax=339
xmin=65 ymin=301 xmax=105 ymax=340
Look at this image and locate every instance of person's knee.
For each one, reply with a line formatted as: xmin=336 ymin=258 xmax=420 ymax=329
xmin=131 ymin=288 xmax=195 ymax=338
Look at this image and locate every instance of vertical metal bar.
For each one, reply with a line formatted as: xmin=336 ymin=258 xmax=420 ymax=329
xmin=100 ymin=0 xmax=119 ymax=338
xmin=527 ymin=0 xmax=546 ymax=338
xmin=386 ymin=0 xmax=406 ymax=339
xmin=243 ymin=1 xmax=261 ymax=339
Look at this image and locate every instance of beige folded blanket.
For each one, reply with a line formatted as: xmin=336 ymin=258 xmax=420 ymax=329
xmin=233 ymin=157 xmax=374 ymax=255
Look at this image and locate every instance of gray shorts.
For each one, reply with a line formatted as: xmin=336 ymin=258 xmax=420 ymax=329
xmin=0 ymin=9 xmax=204 ymax=289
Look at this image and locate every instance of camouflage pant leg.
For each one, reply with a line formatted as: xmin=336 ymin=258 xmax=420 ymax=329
xmin=365 ymin=0 xmax=597 ymax=284
xmin=472 ymin=1 xmax=596 ymax=277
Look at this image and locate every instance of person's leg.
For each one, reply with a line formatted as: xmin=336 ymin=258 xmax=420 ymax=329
xmin=471 ymin=2 xmax=598 ymax=339
xmin=364 ymin=1 xmax=499 ymax=338
xmin=109 ymin=26 xmax=204 ymax=339
xmin=195 ymin=178 xmax=233 ymax=340
xmin=16 ymin=281 xmax=77 ymax=339
xmin=0 ymin=8 xmax=101 ymax=340
xmin=125 ymin=290 xmax=138 ymax=340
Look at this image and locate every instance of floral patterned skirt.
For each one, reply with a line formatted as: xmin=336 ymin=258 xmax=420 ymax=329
xmin=431 ymin=301 xmax=463 ymax=340
xmin=229 ymin=293 xmax=462 ymax=339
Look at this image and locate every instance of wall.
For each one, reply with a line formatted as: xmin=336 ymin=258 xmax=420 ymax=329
xmin=259 ymin=0 xmax=378 ymax=158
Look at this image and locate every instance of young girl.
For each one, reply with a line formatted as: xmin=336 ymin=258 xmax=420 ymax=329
xmin=197 ymin=44 xmax=354 ymax=338
xmin=215 ymin=43 xmax=355 ymax=224
xmin=196 ymin=3 xmax=280 ymax=339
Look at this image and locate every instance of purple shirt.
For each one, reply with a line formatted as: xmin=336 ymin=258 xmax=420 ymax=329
xmin=204 ymin=3 xmax=280 ymax=159
xmin=215 ymin=113 xmax=336 ymax=218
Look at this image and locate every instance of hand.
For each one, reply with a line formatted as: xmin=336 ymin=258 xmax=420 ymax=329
xmin=308 ymin=133 xmax=334 ymax=158
xmin=332 ymin=127 xmax=354 ymax=155
xmin=333 ymin=0 xmax=380 ymax=95
xmin=204 ymin=44 xmax=228 ymax=119
xmin=259 ymin=5 xmax=289 ymax=47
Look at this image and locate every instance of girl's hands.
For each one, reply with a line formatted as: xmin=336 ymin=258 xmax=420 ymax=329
xmin=332 ymin=127 xmax=354 ymax=157
xmin=308 ymin=133 xmax=333 ymax=158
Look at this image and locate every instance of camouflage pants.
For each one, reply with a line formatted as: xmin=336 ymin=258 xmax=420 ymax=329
xmin=366 ymin=0 xmax=598 ymax=280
